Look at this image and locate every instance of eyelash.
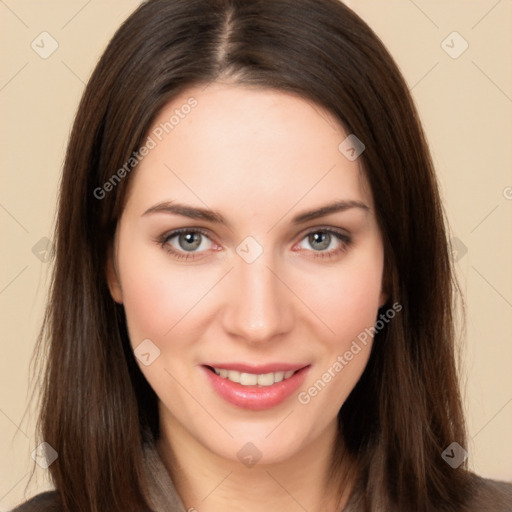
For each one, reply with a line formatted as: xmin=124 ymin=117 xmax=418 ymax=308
xmin=156 ymin=227 xmax=352 ymax=262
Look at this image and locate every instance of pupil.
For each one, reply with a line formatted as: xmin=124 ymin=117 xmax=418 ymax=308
xmin=310 ymin=232 xmax=330 ymax=251
xmin=180 ymin=232 xmax=201 ymax=251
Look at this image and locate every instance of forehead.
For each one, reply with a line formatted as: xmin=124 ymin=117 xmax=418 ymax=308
xmin=123 ymin=82 xmax=373 ymax=217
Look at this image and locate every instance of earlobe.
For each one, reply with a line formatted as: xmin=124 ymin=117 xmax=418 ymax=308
xmin=378 ymin=273 xmax=390 ymax=309
xmin=106 ymin=251 xmax=123 ymax=304
xmin=379 ymin=262 xmax=391 ymax=309
xmin=378 ymin=290 xmax=388 ymax=309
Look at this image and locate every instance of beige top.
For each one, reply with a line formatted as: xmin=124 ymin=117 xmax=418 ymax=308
xmin=12 ymin=441 xmax=512 ymax=511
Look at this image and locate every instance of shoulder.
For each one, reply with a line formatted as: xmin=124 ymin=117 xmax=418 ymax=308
xmin=465 ymin=473 xmax=512 ymax=512
xmin=10 ymin=491 xmax=61 ymax=512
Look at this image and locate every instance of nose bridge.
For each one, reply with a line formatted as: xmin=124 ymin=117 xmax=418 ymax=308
xmin=223 ymin=247 xmax=292 ymax=343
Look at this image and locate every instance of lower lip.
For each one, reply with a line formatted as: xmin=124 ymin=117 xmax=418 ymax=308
xmin=202 ymin=365 xmax=310 ymax=411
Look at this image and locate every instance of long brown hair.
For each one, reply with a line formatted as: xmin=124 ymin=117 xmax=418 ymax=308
xmin=33 ymin=0 xmax=471 ymax=510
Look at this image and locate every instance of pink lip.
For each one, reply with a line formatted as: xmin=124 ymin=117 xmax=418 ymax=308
xmin=202 ymin=362 xmax=308 ymax=373
xmin=201 ymin=364 xmax=311 ymax=411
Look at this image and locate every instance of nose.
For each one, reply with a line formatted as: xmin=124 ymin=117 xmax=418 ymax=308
xmin=221 ymin=253 xmax=294 ymax=345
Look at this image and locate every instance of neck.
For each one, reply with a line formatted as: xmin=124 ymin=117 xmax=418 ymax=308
xmin=156 ymin=415 xmax=353 ymax=512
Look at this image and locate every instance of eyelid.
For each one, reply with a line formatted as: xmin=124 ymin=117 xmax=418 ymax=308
xmin=292 ymin=226 xmax=352 ymax=256
xmin=296 ymin=224 xmax=351 ymax=241
xmin=158 ymin=226 xmax=217 ymax=251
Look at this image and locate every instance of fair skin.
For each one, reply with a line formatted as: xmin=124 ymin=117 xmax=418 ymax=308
xmin=108 ymin=82 xmax=387 ymax=512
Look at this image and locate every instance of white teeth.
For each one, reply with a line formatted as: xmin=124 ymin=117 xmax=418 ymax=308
xmin=212 ymin=367 xmax=298 ymax=386
xmin=226 ymin=370 xmax=240 ymax=383
xmin=257 ymin=373 xmax=275 ymax=386
xmin=274 ymin=371 xmax=285 ymax=383
xmin=240 ymin=373 xmax=258 ymax=385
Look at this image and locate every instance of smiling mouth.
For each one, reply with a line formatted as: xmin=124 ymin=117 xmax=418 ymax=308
xmin=202 ymin=364 xmax=311 ymax=410
xmin=205 ymin=365 xmax=300 ymax=387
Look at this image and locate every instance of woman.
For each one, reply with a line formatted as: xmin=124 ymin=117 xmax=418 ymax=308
xmin=14 ymin=0 xmax=512 ymax=511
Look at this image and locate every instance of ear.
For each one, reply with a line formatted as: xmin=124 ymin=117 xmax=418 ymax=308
xmin=378 ymin=265 xmax=391 ymax=308
xmin=106 ymin=248 xmax=123 ymax=304
xmin=378 ymin=289 xmax=388 ymax=309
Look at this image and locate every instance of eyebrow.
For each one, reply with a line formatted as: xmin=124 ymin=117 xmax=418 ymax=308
xmin=142 ymin=199 xmax=370 ymax=227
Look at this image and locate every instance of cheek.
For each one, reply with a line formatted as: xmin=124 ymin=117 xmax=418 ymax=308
xmin=116 ymin=239 xmax=209 ymax=347
xmin=294 ymin=247 xmax=384 ymax=406
xmin=120 ymin=273 xmax=174 ymax=346
xmin=299 ymin=249 xmax=384 ymax=344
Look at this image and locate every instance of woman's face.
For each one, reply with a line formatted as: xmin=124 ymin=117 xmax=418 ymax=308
xmin=108 ymin=82 xmax=386 ymax=465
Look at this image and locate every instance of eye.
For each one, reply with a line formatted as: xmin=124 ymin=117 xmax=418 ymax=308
xmin=296 ymin=228 xmax=352 ymax=259
xmin=157 ymin=227 xmax=352 ymax=261
xmin=158 ymin=228 xmax=216 ymax=260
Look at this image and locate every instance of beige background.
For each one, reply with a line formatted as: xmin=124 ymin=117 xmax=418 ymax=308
xmin=1 ymin=0 xmax=511 ymax=508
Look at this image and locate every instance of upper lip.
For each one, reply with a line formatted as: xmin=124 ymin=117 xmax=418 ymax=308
xmin=203 ymin=362 xmax=310 ymax=374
